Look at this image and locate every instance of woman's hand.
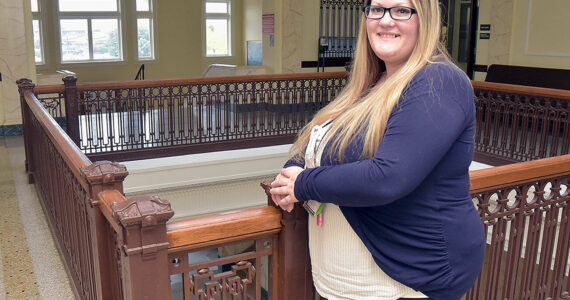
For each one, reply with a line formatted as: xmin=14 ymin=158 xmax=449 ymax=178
xmin=270 ymin=166 xmax=303 ymax=212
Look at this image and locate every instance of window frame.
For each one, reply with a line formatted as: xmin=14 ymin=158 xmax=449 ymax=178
xmin=54 ymin=0 xmax=125 ymax=64
xmin=134 ymin=0 xmax=157 ymax=61
xmin=31 ymin=0 xmax=46 ymax=65
xmin=203 ymin=0 xmax=232 ymax=57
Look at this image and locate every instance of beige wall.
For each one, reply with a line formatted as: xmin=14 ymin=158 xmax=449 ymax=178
xmin=0 ymin=0 xmax=36 ymax=126
xmin=243 ymin=0 xmax=262 ymax=64
xmin=474 ymin=0 xmax=570 ymax=81
xmin=35 ymin=0 xmax=245 ymax=82
xmin=262 ymin=0 xmax=280 ymax=73
xmin=510 ymin=0 xmax=570 ymax=69
xmin=473 ymin=0 xmax=515 ymax=81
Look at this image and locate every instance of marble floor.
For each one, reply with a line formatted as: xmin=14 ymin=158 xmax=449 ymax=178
xmin=0 ymin=136 xmax=74 ymax=300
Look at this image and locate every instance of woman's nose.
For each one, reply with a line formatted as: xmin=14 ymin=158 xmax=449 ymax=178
xmin=377 ymin=14 xmax=396 ymax=26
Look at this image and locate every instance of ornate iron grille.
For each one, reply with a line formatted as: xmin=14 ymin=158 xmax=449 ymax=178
xmin=29 ymin=109 xmax=96 ymax=300
xmin=468 ymin=176 xmax=570 ymax=299
xmin=318 ymin=0 xmax=364 ymax=70
xmin=75 ymin=76 xmax=346 ymax=159
xmin=36 ymin=92 xmax=67 ymax=129
xmin=168 ymin=236 xmax=277 ymax=300
xmin=474 ymin=87 xmax=570 ymax=164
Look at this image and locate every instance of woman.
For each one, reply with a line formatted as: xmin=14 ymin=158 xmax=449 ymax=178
xmin=269 ymin=0 xmax=485 ymax=299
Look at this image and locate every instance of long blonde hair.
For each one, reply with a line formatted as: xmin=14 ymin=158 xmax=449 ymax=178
xmin=290 ymin=0 xmax=449 ymax=162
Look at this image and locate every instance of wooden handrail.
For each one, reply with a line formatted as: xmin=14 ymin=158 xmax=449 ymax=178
xmin=22 ymin=89 xmax=91 ymax=187
xmin=471 ymin=80 xmax=570 ymax=100
xmin=31 ymin=74 xmax=570 ymax=102
xmin=97 ymin=189 xmax=126 ymax=233
xmin=469 ymin=154 xmax=570 ymax=193
xmin=73 ymin=71 xmax=349 ymax=91
xmin=33 ymin=84 xmax=65 ymax=94
xmin=166 ymin=206 xmax=282 ymax=253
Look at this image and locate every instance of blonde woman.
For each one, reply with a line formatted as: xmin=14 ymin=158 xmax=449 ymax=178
xmin=269 ymin=0 xmax=485 ymax=299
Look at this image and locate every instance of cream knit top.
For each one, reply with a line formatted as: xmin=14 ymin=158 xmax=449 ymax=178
xmin=304 ymin=121 xmax=427 ymax=300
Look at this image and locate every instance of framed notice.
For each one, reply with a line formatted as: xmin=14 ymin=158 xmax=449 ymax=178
xmin=247 ymin=40 xmax=262 ymax=66
xmin=262 ymin=14 xmax=274 ymax=33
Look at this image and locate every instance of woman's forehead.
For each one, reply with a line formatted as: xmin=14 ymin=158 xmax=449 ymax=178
xmin=369 ymin=0 xmax=413 ymax=6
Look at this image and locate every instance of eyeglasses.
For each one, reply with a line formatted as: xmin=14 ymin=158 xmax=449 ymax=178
xmin=363 ymin=6 xmax=417 ymax=20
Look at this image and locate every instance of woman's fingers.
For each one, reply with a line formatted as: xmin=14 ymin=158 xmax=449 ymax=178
xmin=271 ymin=167 xmax=303 ymax=212
xmin=281 ymin=166 xmax=303 ymax=177
xmin=271 ymin=174 xmax=289 ymax=188
xmin=269 ymin=185 xmax=289 ymax=196
xmin=271 ymin=193 xmax=283 ymax=207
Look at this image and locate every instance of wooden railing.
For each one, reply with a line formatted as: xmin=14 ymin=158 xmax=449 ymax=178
xmin=20 ymin=74 xmax=570 ymax=300
xmin=19 ymin=79 xmax=175 ymax=299
xmin=259 ymin=155 xmax=570 ymax=300
xmin=18 ymin=79 xmax=101 ymax=299
xmin=473 ymin=81 xmax=570 ymax=165
xmin=32 ymin=75 xmax=570 ymax=165
xmin=467 ymin=154 xmax=570 ymax=299
xmin=166 ymin=206 xmax=282 ymax=299
xmin=33 ymin=73 xmax=347 ymax=162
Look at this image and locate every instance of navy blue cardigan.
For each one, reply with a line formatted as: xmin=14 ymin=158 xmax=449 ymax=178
xmin=285 ymin=61 xmax=485 ymax=300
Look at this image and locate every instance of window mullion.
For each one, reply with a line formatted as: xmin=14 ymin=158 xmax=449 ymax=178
xmin=88 ymin=18 xmax=94 ymax=60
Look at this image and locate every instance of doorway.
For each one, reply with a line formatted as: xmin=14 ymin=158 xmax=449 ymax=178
xmin=441 ymin=0 xmax=478 ymax=78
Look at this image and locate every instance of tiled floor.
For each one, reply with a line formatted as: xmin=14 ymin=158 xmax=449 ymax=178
xmin=0 ymin=136 xmax=74 ymax=300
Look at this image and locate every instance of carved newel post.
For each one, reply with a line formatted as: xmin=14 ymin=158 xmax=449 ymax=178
xmin=63 ymin=76 xmax=80 ymax=146
xmin=261 ymin=181 xmax=314 ymax=300
xmin=112 ymin=195 xmax=174 ymax=300
xmin=82 ymin=161 xmax=174 ymax=300
xmin=16 ymin=78 xmax=36 ymax=183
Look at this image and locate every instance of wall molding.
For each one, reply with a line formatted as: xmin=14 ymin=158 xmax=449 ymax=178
xmin=524 ymin=0 xmax=570 ymax=57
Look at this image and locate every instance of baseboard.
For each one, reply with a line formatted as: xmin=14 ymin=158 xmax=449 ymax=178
xmin=0 ymin=124 xmax=23 ymax=136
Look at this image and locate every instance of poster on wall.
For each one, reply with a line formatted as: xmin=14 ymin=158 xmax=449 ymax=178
xmin=247 ymin=41 xmax=262 ymax=66
xmin=262 ymin=14 xmax=274 ymax=33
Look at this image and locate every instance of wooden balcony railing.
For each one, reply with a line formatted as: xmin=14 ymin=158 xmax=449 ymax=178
xmin=472 ymin=81 xmax=570 ymax=165
xmin=259 ymin=154 xmax=570 ymax=300
xmin=468 ymin=154 xmax=570 ymax=299
xmin=33 ymin=73 xmax=347 ymax=162
xmin=31 ymin=75 xmax=569 ymax=165
xmin=20 ymin=74 xmax=570 ymax=300
xmin=19 ymin=79 xmax=175 ymax=300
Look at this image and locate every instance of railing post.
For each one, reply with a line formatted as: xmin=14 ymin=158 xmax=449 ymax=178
xmin=82 ymin=161 xmax=130 ymax=300
xmin=63 ymin=76 xmax=80 ymax=146
xmin=17 ymin=78 xmax=36 ymax=184
xmin=112 ymin=195 xmax=174 ymax=300
xmin=262 ymin=181 xmax=314 ymax=300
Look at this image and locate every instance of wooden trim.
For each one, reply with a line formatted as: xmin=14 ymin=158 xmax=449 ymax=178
xmin=33 ymin=84 xmax=65 ymax=94
xmin=22 ymin=90 xmax=91 ymax=187
xmin=471 ymin=80 xmax=570 ymax=100
xmin=72 ymin=72 xmax=349 ymax=91
xmin=166 ymin=206 xmax=282 ymax=252
xmin=97 ymin=190 xmax=127 ymax=233
xmin=470 ymin=154 xmax=570 ymax=193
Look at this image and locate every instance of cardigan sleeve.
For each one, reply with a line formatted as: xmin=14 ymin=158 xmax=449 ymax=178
xmin=283 ymin=155 xmax=305 ymax=168
xmin=293 ymin=64 xmax=474 ymax=207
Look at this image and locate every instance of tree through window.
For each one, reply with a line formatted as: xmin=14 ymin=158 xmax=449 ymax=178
xmin=205 ymin=0 xmax=231 ymax=57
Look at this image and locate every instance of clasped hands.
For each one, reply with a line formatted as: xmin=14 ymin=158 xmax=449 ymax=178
xmin=270 ymin=166 xmax=303 ymax=212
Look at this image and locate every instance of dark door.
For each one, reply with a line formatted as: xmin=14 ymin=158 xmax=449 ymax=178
xmin=442 ymin=0 xmax=478 ymax=78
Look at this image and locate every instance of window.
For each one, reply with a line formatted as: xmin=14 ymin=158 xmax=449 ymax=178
xmin=136 ymin=0 xmax=155 ymax=60
xmin=204 ymin=0 xmax=231 ymax=57
xmin=31 ymin=0 xmax=44 ymax=64
xmin=57 ymin=0 xmax=122 ymax=62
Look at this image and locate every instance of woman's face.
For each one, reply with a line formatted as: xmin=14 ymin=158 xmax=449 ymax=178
xmin=366 ymin=0 xmax=419 ymax=70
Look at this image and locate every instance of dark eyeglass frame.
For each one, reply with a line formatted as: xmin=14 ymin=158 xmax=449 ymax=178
xmin=362 ymin=5 xmax=417 ymax=20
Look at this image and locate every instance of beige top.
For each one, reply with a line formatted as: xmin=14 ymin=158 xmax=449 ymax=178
xmin=305 ymin=121 xmax=427 ymax=300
